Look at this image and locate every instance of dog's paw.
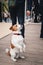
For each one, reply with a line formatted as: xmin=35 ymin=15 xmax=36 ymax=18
xmin=20 ymin=56 xmax=25 ymax=59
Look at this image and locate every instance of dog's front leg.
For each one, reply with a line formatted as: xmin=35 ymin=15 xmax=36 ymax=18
xmin=23 ymin=43 xmax=26 ymax=52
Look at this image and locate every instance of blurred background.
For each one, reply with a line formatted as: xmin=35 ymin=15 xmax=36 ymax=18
xmin=0 ymin=0 xmax=41 ymax=23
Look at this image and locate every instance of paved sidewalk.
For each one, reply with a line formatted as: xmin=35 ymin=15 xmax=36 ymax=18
xmin=0 ymin=22 xmax=41 ymax=39
xmin=0 ymin=22 xmax=43 ymax=65
xmin=0 ymin=22 xmax=12 ymax=39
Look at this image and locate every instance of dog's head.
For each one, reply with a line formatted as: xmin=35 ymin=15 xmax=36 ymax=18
xmin=9 ymin=24 xmax=22 ymax=34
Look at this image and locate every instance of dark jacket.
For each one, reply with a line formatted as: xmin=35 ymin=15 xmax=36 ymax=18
xmin=8 ymin=0 xmax=32 ymax=11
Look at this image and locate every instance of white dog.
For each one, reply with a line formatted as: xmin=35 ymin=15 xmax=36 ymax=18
xmin=6 ymin=24 xmax=25 ymax=61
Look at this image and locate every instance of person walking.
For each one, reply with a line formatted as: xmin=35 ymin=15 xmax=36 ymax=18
xmin=2 ymin=0 xmax=9 ymax=22
xmin=8 ymin=0 xmax=32 ymax=38
xmin=33 ymin=0 xmax=39 ymax=23
xmin=40 ymin=0 xmax=43 ymax=38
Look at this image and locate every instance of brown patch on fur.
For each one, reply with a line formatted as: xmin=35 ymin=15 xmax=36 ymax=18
xmin=9 ymin=25 xmax=17 ymax=31
xmin=11 ymin=43 xmax=15 ymax=49
xmin=9 ymin=26 xmax=13 ymax=30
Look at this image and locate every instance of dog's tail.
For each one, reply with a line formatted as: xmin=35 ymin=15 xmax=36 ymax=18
xmin=5 ymin=48 xmax=11 ymax=56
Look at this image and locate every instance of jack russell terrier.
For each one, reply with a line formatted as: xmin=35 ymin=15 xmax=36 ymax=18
xmin=6 ymin=24 xmax=26 ymax=61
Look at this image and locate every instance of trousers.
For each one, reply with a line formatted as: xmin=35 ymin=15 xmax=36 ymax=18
xmin=9 ymin=3 xmax=25 ymax=38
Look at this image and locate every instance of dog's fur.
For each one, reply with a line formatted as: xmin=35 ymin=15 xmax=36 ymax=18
xmin=6 ymin=24 xmax=25 ymax=61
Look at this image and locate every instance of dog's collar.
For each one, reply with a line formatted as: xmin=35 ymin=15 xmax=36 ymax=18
xmin=13 ymin=33 xmax=21 ymax=35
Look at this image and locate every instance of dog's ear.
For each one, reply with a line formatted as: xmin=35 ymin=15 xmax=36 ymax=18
xmin=9 ymin=26 xmax=13 ymax=30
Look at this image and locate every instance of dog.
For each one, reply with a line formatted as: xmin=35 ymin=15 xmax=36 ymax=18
xmin=6 ymin=24 xmax=25 ymax=61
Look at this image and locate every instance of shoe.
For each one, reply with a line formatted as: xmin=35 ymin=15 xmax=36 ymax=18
xmin=40 ymin=36 xmax=43 ymax=38
xmin=34 ymin=19 xmax=38 ymax=23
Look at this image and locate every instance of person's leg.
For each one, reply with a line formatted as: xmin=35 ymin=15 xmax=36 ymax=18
xmin=9 ymin=6 xmax=17 ymax=25
xmin=4 ymin=17 xmax=7 ymax=22
xmin=17 ymin=3 xmax=25 ymax=38
xmin=0 ymin=2 xmax=2 ymax=22
xmin=34 ymin=0 xmax=39 ymax=23
xmin=40 ymin=16 xmax=43 ymax=38
xmin=34 ymin=13 xmax=38 ymax=23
